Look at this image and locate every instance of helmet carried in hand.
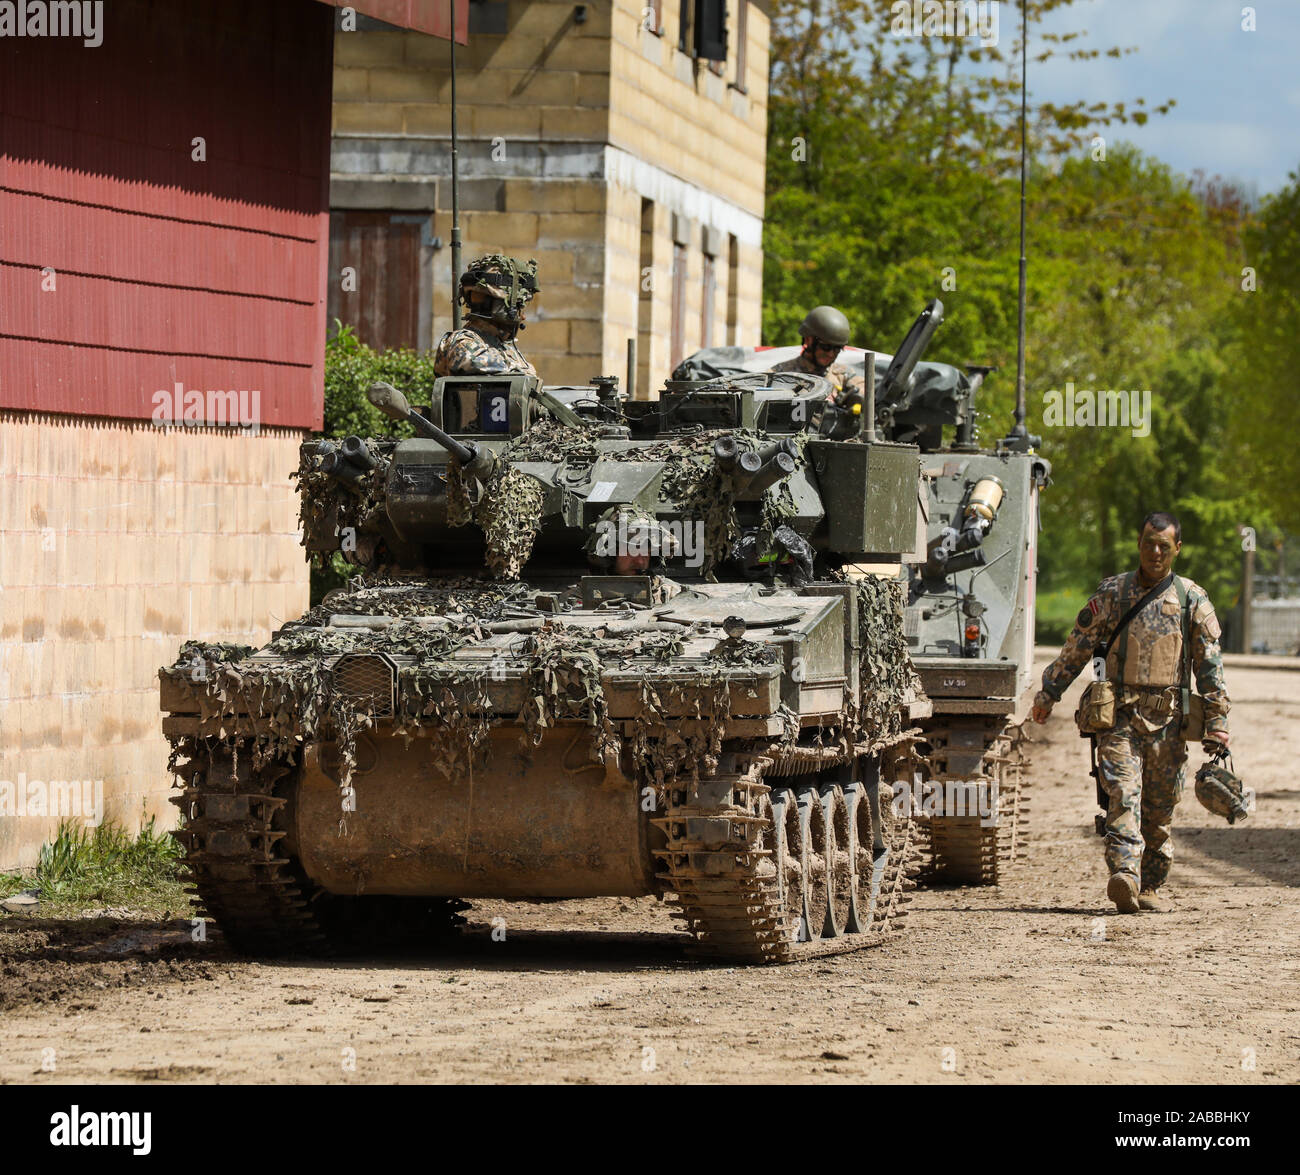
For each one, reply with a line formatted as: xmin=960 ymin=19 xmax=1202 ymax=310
xmin=1194 ymin=750 xmax=1249 ymax=824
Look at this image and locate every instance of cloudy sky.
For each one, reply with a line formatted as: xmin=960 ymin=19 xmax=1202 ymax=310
xmin=1026 ymin=0 xmax=1297 ymax=196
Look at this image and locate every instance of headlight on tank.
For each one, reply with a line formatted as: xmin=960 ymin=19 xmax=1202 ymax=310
xmin=965 ymin=475 xmax=1004 ymax=523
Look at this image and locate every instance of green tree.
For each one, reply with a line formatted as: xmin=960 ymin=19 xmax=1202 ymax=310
xmin=764 ymin=0 xmax=1280 ymax=632
xmin=1230 ymin=170 xmax=1300 ymax=516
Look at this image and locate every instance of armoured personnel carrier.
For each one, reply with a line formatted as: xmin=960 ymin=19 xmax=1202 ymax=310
xmin=160 ymin=369 xmax=930 ymax=962
xmin=675 ymin=301 xmax=1050 ymax=884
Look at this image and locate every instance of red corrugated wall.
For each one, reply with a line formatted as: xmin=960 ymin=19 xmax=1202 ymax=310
xmin=0 ymin=0 xmax=336 ymax=429
xmin=323 ymin=0 xmax=468 ymax=42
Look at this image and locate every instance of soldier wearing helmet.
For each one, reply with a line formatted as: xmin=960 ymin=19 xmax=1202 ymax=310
xmin=583 ymin=504 xmax=683 ymax=602
xmin=771 ymin=305 xmax=865 ymax=403
xmin=433 ymin=254 xmax=540 ymax=377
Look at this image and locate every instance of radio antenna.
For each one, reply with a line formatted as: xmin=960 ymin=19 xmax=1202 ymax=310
xmin=1008 ymin=0 xmax=1029 ymax=445
xmin=450 ymin=0 xmax=462 ymax=329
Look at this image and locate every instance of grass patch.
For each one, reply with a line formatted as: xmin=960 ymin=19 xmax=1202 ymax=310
xmin=0 ymin=817 xmax=189 ymax=919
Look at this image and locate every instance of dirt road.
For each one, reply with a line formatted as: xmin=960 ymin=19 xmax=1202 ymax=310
xmin=2 ymin=658 xmax=1297 ymax=1085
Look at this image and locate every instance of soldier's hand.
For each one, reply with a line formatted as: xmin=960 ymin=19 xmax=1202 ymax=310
xmin=1202 ymin=731 xmax=1230 ymax=753
xmin=1031 ymin=700 xmax=1052 ymax=724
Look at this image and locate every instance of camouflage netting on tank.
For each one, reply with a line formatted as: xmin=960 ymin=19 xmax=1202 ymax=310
xmin=508 ymin=621 xmax=788 ymax=787
xmin=302 ymin=575 xmax=533 ymax=624
xmin=844 ymin=573 xmax=923 ymax=750
xmin=163 ymin=614 xmax=497 ymax=801
xmin=444 ymin=458 xmax=546 ymax=580
xmin=630 ymin=636 xmax=786 ymax=788
xmin=517 ymin=625 xmax=618 ymax=760
xmin=443 ymin=422 xmax=598 ymax=580
xmin=396 ymin=666 xmax=495 ymax=782
xmin=293 ymin=443 xmax=392 ymax=565
xmin=500 ymin=419 xmax=599 ymax=464
xmin=163 ymin=583 xmax=799 ymax=802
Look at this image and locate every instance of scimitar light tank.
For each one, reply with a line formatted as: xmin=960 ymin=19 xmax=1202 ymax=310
xmin=675 ymin=300 xmax=1051 ymax=884
xmin=160 ymin=368 xmax=932 ymax=962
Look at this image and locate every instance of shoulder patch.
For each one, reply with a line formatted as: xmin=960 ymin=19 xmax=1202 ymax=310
xmin=1076 ymin=598 xmax=1101 ymax=629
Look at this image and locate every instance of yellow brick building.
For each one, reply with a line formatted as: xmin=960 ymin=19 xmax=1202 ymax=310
xmin=329 ymin=0 xmax=771 ymax=394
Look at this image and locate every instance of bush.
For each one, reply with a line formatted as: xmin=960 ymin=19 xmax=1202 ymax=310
xmin=322 ymin=322 xmax=440 ymax=439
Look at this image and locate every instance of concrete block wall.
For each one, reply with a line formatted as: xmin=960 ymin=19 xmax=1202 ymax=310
xmin=330 ymin=0 xmax=771 ymax=396
xmin=0 ymin=413 xmax=309 ymax=870
xmin=608 ymin=1 xmax=769 ymax=221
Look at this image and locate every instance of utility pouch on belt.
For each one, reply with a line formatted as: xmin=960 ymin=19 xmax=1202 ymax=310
xmin=1074 ymin=572 xmax=1172 ymax=736
xmin=1076 ymin=679 xmax=1116 ymax=735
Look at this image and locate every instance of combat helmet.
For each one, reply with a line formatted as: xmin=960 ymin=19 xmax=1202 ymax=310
xmin=586 ymin=504 xmax=681 ymax=568
xmin=798 ymin=305 xmax=851 ymax=347
xmin=1194 ymin=749 xmax=1249 ymax=824
xmin=459 ymin=254 xmax=540 ymax=335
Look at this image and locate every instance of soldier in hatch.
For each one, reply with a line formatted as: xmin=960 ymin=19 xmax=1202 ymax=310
xmin=584 ymin=505 xmax=683 ymax=604
xmin=433 ymin=254 xmax=539 ymax=377
xmin=771 ymin=305 xmax=865 ymax=404
xmin=1030 ymin=512 xmax=1230 ymax=915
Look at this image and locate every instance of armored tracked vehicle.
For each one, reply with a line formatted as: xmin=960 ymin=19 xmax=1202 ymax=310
xmin=161 ymin=370 xmax=931 ymax=962
xmin=676 ymin=301 xmax=1050 ymax=884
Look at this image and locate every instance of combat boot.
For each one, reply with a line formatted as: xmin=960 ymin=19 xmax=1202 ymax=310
xmin=1138 ymin=889 xmax=1175 ymax=913
xmin=1107 ymin=872 xmax=1141 ymax=914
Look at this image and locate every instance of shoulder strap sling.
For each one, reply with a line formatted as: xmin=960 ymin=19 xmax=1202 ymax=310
xmin=1106 ymin=571 xmax=1175 ymax=683
xmin=1175 ymin=576 xmax=1191 ymax=718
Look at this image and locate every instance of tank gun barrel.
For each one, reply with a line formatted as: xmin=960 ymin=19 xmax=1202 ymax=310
xmin=368 ymin=381 xmax=495 ymax=479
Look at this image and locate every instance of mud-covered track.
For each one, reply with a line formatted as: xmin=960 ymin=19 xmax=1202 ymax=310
xmin=655 ymin=751 xmax=917 ymax=962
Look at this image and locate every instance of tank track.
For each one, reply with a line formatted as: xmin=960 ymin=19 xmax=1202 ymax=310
xmin=655 ymin=749 xmax=918 ymax=963
xmin=914 ymin=721 xmax=1030 ymax=885
xmin=171 ymin=742 xmax=466 ymax=955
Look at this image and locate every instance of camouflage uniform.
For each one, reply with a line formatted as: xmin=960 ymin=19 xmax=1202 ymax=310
xmin=771 ymin=351 xmax=865 ymax=402
xmin=433 ymin=318 xmax=537 ymax=377
xmin=1035 ymin=572 xmax=1229 ymax=889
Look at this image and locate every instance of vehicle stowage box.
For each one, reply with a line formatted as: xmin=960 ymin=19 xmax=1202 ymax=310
xmin=807 ymin=440 xmax=921 ymax=556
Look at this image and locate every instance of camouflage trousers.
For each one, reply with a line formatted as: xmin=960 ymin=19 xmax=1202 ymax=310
xmin=1096 ymin=709 xmax=1187 ymax=890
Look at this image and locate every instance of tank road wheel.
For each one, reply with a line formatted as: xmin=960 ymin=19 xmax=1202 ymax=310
xmin=769 ymin=786 xmax=805 ymax=946
xmin=796 ymin=784 xmax=829 ymax=943
xmin=845 ymin=779 xmax=874 ymax=932
xmin=659 ymin=756 xmax=913 ymax=963
xmin=821 ymin=784 xmax=852 ymax=938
